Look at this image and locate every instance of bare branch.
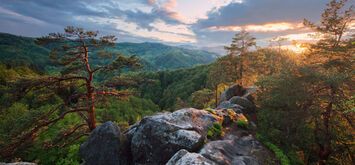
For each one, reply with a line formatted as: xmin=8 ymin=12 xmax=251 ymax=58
xmin=52 ymin=123 xmax=88 ymax=146
xmin=0 ymin=108 xmax=87 ymax=158
xmin=58 ymin=133 xmax=89 ymax=149
xmin=92 ymin=64 xmax=112 ymax=73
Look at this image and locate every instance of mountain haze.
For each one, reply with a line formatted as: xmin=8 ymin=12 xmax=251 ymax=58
xmin=0 ymin=33 xmax=220 ymax=71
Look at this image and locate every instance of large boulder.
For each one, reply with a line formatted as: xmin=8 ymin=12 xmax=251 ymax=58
xmin=80 ymin=121 xmax=129 ymax=165
xmin=128 ymin=108 xmax=218 ymax=164
xmin=229 ymin=96 xmax=255 ymax=113
xmin=231 ymin=156 xmax=259 ymax=165
xmin=217 ymin=101 xmax=243 ymax=114
xmin=219 ymin=84 xmax=245 ymax=103
xmin=199 ymin=136 xmax=262 ymax=165
xmin=166 ymin=149 xmax=216 ymax=165
xmin=217 ymin=101 xmax=232 ymax=109
xmin=242 ymin=93 xmax=255 ymax=102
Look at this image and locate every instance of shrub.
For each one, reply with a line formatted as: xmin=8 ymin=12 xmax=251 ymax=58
xmin=207 ymin=122 xmax=222 ymax=139
xmin=236 ymin=119 xmax=248 ymax=129
xmin=256 ymin=133 xmax=291 ymax=165
xmin=287 ymin=151 xmax=304 ymax=165
xmin=264 ymin=141 xmax=291 ymax=165
xmin=204 ymin=108 xmax=216 ymax=115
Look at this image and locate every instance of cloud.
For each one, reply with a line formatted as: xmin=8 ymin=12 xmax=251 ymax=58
xmin=145 ymin=0 xmax=184 ymax=23
xmin=195 ymin=0 xmax=327 ymax=29
xmin=149 ymin=20 xmax=194 ymax=36
xmin=0 ymin=0 xmax=349 ymax=48
xmin=206 ymin=22 xmax=304 ymax=32
xmin=0 ymin=0 xmax=193 ymax=44
xmin=192 ymin=0 xmax=334 ymax=47
xmin=0 ymin=0 xmax=184 ymax=29
xmin=146 ymin=0 xmax=157 ymax=6
xmin=0 ymin=7 xmax=45 ymax=25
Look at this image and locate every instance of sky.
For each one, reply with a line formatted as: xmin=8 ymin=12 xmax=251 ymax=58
xmin=0 ymin=0 xmax=353 ymax=53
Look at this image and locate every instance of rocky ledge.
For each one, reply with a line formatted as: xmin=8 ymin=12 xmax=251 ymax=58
xmin=80 ymin=85 xmax=277 ymax=165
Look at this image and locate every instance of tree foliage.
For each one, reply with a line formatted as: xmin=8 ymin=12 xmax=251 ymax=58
xmin=223 ymin=30 xmax=256 ymax=86
xmin=0 ymin=26 xmax=142 ymax=158
xmin=257 ymin=1 xmax=354 ymax=164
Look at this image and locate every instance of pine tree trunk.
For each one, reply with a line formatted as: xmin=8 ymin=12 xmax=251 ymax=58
xmin=87 ymin=73 xmax=96 ymax=131
xmin=215 ymin=84 xmax=218 ymax=108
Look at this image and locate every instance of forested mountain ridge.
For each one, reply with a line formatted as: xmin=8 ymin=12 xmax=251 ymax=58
xmin=0 ymin=32 xmax=220 ymax=72
xmin=0 ymin=0 xmax=353 ymax=164
xmin=115 ymin=42 xmax=220 ymax=70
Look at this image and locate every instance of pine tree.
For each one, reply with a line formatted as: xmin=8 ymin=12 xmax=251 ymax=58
xmin=303 ymin=1 xmax=354 ymax=164
xmin=0 ymin=26 xmax=142 ymax=158
xmin=224 ymin=30 xmax=256 ymax=85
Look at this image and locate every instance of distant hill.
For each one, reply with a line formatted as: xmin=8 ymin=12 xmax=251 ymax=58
xmin=177 ymin=44 xmax=226 ymax=56
xmin=0 ymin=32 xmax=220 ymax=71
xmin=0 ymin=33 xmax=50 ymax=68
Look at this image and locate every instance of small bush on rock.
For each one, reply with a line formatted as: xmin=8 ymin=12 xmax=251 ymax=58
xmin=207 ymin=122 xmax=222 ymax=139
xmin=204 ymin=108 xmax=216 ymax=115
xmin=236 ymin=119 xmax=248 ymax=129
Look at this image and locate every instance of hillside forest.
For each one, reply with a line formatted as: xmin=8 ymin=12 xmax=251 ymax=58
xmin=0 ymin=0 xmax=354 ymax=165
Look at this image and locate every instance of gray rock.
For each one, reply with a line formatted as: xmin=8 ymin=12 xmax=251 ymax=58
xmin=200 ymin=139 xmax=236 ymax=164
xmin=219 ymin=85 xmax=245 ymax=103
xmin=166 ymin=149 xmax=216 ymax=165
xmin=217 ymin=101 xmax=232 ymax=109
xmin=231 ymin=156 xmax=259 ymax=165
xmin=129 ymin=108 xmax=218 ymax=164
xmin=200 ymin=136 xmax=262 ymax=165
xmin=229 ymin=96 xmax=255 ymax=113
xmin=215 ymin=109 xmax=234 ymax=126
xmin=80 ymin=121 xmax=129 ymax=165
xmin=242 ymin=93 xmax=255 ymax=102
xmin=245 ymin=87 xmax=258 ymax=93
xmin=217 ymin=101 xmax=243 ymax=114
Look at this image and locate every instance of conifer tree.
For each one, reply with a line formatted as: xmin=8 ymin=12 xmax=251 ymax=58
xmin=224 ymin=30 xmax=256 ymax=85
xmin=257 ymin=1 xmax=354 ymax=164
xmin=303 ymin=1 xmax=354 ymax=163
xmin=0 ymin=26 xmax=142 ymax=158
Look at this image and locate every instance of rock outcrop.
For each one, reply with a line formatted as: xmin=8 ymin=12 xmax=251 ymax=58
xmin=219 ymin=84 xmax=246 ymax=103
xmin=200 ymin=136 xmax=262 ymax=165
xmin=79 ymin=121 xmax=130 ymax=165
xmin=80 ymin=85 xmax=276 ymax=165
xmin=217 ymin=101 xmax=243 ymax=114
xmin=127 ymin=108 xmax=218 ymax=164
xmin=229 ymin=96 xmax=255 ymax=113
xmin=166 ymin=149 xmax=216 ymax=165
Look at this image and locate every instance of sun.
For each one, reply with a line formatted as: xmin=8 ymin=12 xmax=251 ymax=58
xmin=281 ymin=42 xmax=307 ymax=54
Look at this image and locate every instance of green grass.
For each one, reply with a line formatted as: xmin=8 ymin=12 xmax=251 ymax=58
xmin=204 ymin=108 xmax=216 ymax=115
xmin=236 ymin=119 xmax=249 ymax=129
xmin=256 ymin=133 xmax=291 ymax=165
xmin=207 ymin=122 xmax=222 ymax=139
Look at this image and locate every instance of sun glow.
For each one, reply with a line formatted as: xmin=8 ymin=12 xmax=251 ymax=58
xmin=281 ymin=42 xmax=307 ymax=54
xmin=207 ymin=22 xmax=303 ymax=32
